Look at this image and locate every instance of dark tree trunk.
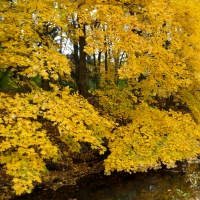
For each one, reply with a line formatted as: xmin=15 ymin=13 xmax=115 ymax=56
xmin=42 ymin=79 xmax=50 ymax=91
xmin=165 ymin=95 xmax=174 ymax=111
xmin=104 ymin=35 xmax=108 ymax=73
xmin=73 ymin=44 xmax=79 ymax=66
xmin=72 ymin=43 xmax=79 ymax=84
xmin=114 ymin=57 xmax=119 ymax=85
xmin=105 ymin=51 xmax=108 ymax=72
xmin=97 ymin=51 xmax=101 ymax=87
xmin=104 ymin=33 xmax=109 ymax=84
xmin=20 ymin=75 xmax=31 ymax=93
xmin=78 ymin=25 xmax=87 ymax=98
xmin=98 ymin=51 xmax=101 ymax=67
xmin=93 ymin=53 xmax=99 ymax=89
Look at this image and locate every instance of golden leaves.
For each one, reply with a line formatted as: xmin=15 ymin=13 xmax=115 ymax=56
xmin=1 ymin=0 xmax=200 ymax=196
xmin=0 ymin=92 xmax=60 ymax=195
xmin=104 ymin=103 xmax=200 ymax=174
xmin=94 ymin=84 xmax=136 ymax=122
xmin=0 ymin=88 xmax=114 ymax=195
xmin=115 ymin=0 xmax=200 ymax=101
xmin=0 ymin=0 xmax=71 ymax=84
xmin=33 ymin=88 xmax=114 ymax=153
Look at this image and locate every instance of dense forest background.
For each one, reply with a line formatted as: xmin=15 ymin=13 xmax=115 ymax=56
xmin=1 ymin=0 xmax=200 ymax=196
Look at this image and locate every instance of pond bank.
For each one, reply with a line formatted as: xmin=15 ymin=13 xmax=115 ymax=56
xmin=0 ymin=148 xmax=105 ymax=200
xmin=1 ymin=144 xmax=200 ymax=200
xmin=11 ymin=162 xmax=200 ymax=200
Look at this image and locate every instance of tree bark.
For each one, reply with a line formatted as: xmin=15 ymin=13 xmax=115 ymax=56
xmin=104 ymin=35 xmax=108 ymax=73
xmin=78 ymin=25 xmax=87 ymax=98
xmin=165 ymin=95 xmax=174 ymax=111
xmin=93 ymin=53 xmax=99 ymax=89
xmin=42 ymin=79 xmax=50 ymax=91
xmin=105 ymin=51 xmax=108 ymax=72
xmin=20 ymin=75 xmax=31 ymax=93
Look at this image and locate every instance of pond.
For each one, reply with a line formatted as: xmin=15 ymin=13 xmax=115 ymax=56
xmin=13 ymin=163 xmax=200 ymax=200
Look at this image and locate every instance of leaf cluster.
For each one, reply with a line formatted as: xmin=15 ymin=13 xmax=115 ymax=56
xmin=0 ymin=88 xmax=113 ymax=195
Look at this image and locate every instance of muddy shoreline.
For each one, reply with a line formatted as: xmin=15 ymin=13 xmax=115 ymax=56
xmin=0 ymin=141 xmax=193 ymax=200
xmin=6 ymin=161 xmax=189 ymax=200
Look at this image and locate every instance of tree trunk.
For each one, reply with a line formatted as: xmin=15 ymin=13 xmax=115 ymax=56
xmin=165 ymin=95 xmax=174 ymax=111
xmin=93 ymin=53 xmax=99 ymax=89
xmin=42 ymin=79 xmax=50 ymax=91
xmin=98 ymin=51 xmax=101 ymax=87
xmin=104 ymin=35 xmax=108 ymax=73
xmin=20 ymin=75 xmax=31 ymax=93
xmin=72 ymin=43 xmax=79 ymax=84
xmin=78 ymin=25 xmax=87 ymax=98
xmin=98 ymin=51 xmax=101 ymax=67
xmin=105 ymin=51 xmax=108 ymax=72
xmin=73 ymin=43 xmax=79 ymax=66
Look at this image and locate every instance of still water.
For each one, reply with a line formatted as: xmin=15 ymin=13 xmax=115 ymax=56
xmin=14 ymin=164 xmax=200 ymax=200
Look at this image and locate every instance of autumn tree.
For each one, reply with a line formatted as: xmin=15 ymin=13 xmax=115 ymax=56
xmin=97 ymin=0 xmax=200 ymax=174
xmin=79 ymin=0 xmax=200 ymax=173
xmin=1 ymin=0 xmax=200 ymax=196
xmin=0 ymin=0 xmax=114 ymax=195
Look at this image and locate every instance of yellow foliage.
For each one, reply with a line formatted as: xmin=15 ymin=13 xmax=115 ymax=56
xmin=0 ymin=0 xmax=71 ymax=81
xmin=179 ymin=89 xmax=200 ymax=123
xmin=0 ymin=93 xmax=59 ymax=195
xmin=94 ymin=84 xmax=137 ymax=123
xmin=0 ymin=88 xmax=113 ymax=195
xmin=117 ymin=0 xmax=200 ymax=99
xmin=104 ymin=103 xmax=200 ymax=174
xmin=1 ymin=0 xmax=200 ymax=196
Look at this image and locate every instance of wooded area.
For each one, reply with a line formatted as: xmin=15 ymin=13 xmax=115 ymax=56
xmin=1 ymin=0 xmax=200 ymax=196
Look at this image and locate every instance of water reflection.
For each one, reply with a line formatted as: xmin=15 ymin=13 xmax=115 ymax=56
xmin=78 ymin=170 xmax=193 ymax=200
xmin=14 ymin=169 xmax=195 ymax=200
